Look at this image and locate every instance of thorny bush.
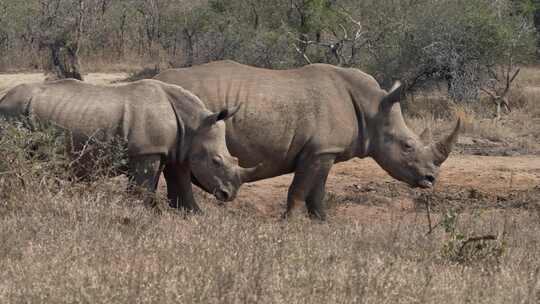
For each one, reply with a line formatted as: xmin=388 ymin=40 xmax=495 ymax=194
xmin=0 ymin=118 xmax=129 ymax=200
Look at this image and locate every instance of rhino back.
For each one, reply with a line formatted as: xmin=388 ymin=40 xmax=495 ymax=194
xmin=0 ymin=83 xmax=37 ymax=118
xmin=1 ymin=80 xmax=178 ymax=157
xmin=156 ymin=61 xmax=362 ymax=177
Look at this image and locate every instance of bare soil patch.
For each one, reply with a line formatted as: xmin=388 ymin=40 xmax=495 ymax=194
xmin=193 ymin=155 xmax=540 ymax=221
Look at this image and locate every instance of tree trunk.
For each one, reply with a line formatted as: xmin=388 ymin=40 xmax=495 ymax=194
xmin=45 ymin=42 xmax=83 ymax=81
xmin=183 ymin=29 xmax=194 ymax=67
xmin=42 ymin=0 xmax=84 ymax=81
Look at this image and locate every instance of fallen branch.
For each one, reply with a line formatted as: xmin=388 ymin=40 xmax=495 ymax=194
xmin=457 ymin=235 xmax=497 ymax=257
xmin=425 ymin=194 xmax=433 ymax=234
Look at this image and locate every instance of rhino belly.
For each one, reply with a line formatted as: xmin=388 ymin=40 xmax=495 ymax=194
xmin=226 ymin=126 xmax=301 ymax=179
xmin=219 ymin=95 xmax=320 ymax=181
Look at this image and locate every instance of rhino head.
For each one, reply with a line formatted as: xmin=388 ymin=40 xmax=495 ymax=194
xmin=369 ymin=82 xmax=460 ymax=189
xmin=188 ymin=105 xmax=259 ymax=201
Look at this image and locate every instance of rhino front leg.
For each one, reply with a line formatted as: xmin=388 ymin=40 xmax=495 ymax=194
xmin=284 ymin=153 xmax=336 ymax=220
xmin=305 ymin=156 xmax=335 ymax=220
xmin=127 ymin=154 xmax=164 ymax=207
xmin=163 ymin=162 xmax=202 ymax=213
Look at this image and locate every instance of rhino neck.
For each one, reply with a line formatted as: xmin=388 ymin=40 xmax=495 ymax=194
xmin=347 ymin=91 xmax=372 ymax=159
xmin=166 ymin=98 xmax=191 ymax=163
xmin=329 ymin=67 xmax=384 ymax=160
xmin=163 ymin=83 xmax=211 ymax=163
xmin=342 ymin=77 xmax=386 ymax=160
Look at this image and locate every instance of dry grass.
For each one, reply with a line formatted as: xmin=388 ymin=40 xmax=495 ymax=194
xmin=1 ymin=176 xmax=539 ymax=303
xmin=404 ymin=73 xmax=540 ymax=156
xmin=0 ymin=69 xmax=540 ymax=303
xmin=513 ymin=65 xmax=540 ymax=87
xmin=0 ymin=112 xmax=539 ymax=304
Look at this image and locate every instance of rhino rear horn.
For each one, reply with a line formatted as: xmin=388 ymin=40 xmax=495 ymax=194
xmin=433 ymin=119 xmax=461 ymax=164
xmin=381 ymin=81 xmax=405 ymax=110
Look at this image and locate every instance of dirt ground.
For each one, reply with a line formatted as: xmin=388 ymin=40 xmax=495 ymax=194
xmin=191 ymin=155 xmax=540 ymax=221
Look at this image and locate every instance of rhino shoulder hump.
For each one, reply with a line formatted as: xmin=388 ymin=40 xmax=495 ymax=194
xmin=122 ymin=79 xmax=170 ymax=97
xmin=305 ymin=63 xmax=338 ymax=69
xmin=130 ymin=78 xmax=163 ymax=87
xmin=346 ymin=68 xmax=380 ymax=87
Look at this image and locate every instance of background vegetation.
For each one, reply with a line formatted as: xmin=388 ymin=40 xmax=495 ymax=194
xmin=0 ymin=0 xmax=538 ymax=91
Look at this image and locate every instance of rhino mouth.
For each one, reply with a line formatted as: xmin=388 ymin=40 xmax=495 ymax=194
xmin=416 ymin=175 xmax=436 ymax=189
xmin=214 ymin=189 xmax=233 ymax=202
xmin=417 ymin=180 xmax=433 ymax=189
xmin=191 ymin=174 xmax=235 ymax=202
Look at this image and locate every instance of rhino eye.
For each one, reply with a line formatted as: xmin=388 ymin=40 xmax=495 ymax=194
xmin=402 ymin=141 xmax=414 ymax=152
xmin=212 ymin=156 xmax=223 ymax=166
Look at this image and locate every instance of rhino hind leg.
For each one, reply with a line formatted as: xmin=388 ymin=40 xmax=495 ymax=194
xmin=283 ymin=153 xmax=335 ymax=221
xmin=127 ymin=154 xmax=164 ymax=208
xmin=163 ymin=162 xmax=202 ymax=213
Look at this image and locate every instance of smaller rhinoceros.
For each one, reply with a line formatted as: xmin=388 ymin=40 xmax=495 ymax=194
xmin=0 ymin=79 xmax=258 ymax=210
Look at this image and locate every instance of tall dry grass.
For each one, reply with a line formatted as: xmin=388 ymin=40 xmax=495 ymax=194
xmin=0 ymin=116 xmax=539 ymax=304
xmin=404 ymin=75 xmax=540 ymax=155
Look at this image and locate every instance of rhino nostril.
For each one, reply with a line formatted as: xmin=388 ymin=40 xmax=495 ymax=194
xmin=215 ymin=189 xmax=231 ymax=201
xmin=425 ymin=174 xmax=435 ymax=183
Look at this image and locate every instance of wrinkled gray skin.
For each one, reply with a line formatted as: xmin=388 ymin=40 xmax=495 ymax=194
xmin=155 ymin=60 xmax=460 ymax=220
xmin=0 ymin=79 xmax=258 ymax=210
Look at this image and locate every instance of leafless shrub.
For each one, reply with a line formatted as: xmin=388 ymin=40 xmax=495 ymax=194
xmin=0 ymin=118 xmax=128 ymax=185
xmin=481 ymin=66 xmax=520 ymax=119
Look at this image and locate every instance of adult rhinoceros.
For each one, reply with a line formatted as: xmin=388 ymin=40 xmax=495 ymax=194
xmin=155 ymin=60 xmax=460 ymax=219
xmin=0 ymin=78 xmax=258 ymax=210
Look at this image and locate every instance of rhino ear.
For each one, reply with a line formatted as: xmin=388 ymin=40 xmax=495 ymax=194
xmin=419 ymin=127 xmax=432 ymax=143
xmin=201 ymin=104 xmax=241 ymax=128
xmin=381 ymin=81 xmax=404 ymax=111
xmin=217 ymin=104 xmax=241 ymax=121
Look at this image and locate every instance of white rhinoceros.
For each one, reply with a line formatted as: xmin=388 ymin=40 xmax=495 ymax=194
xmin=155 ymin=60 xmax=460 ymax=219
xmin=0 ymin=78 xmax=258 ymax=210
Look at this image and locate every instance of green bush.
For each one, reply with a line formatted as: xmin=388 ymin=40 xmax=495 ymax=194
xmin=363 ymin=0 xmax=536 ymax=95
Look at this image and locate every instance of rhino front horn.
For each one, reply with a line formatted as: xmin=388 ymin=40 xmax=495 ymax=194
xmin=238 ymin=163 xmax=264 ymax=183
xmin=433 ymin=118 xmax=461 ymax=164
